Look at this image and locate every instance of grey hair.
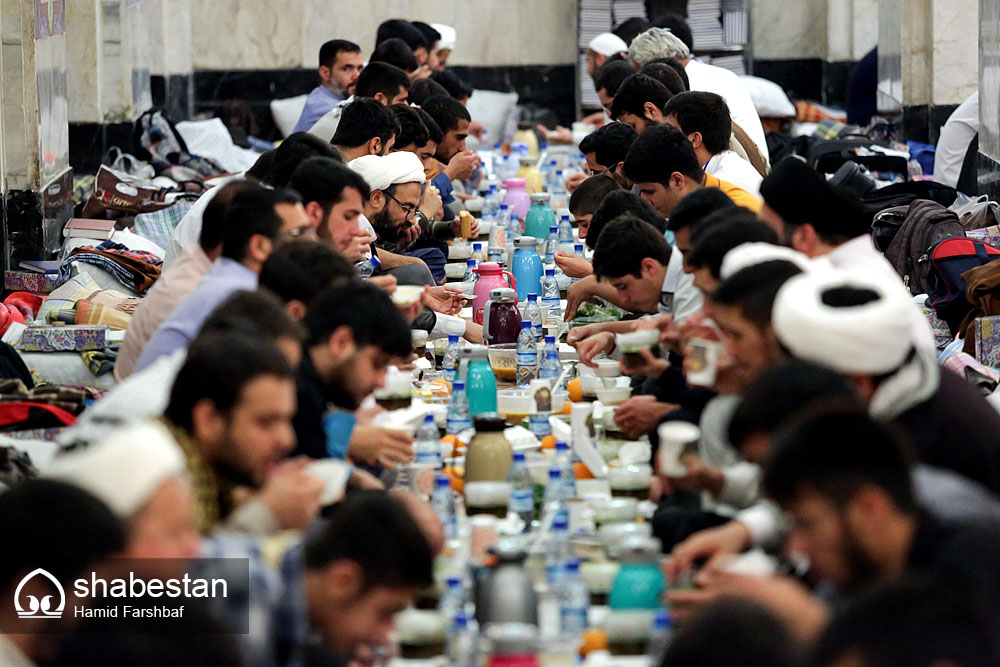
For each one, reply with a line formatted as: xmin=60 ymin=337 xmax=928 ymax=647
xmin=627 ymin=27 xmax=691 ymax=68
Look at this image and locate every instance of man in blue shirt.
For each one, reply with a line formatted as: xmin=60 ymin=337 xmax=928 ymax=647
xmin=135 ymin=185 xmax=316 ymax=372
xmin=293 ymin=40 xmax=363 ymax=134
xmin=421 ymin=95 xmax=479 ymax=222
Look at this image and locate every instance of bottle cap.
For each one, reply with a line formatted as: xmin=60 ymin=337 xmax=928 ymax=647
xmin=467 ymin=259 xmax=476 ymax=266
xmin=513 ymin=451 xmax=526 ymax=462
xmin=474 ymin=243 xmax=482 ymax=250
xmin=453 ymin=381 xmax=465 ymax=391
xmin=449 ymin=334 xmax=459 ymax=343
xmin=545 ymin=335 xmax=555 ymax=344
xmin=545 ymin=268 xmax=555 ymax=275
xmin=553 ymin=515 xmax=569 ymax=530
xmin=561 ymin=214 xmax=570 ymax=221
xmin=423 ymin=414 xmax=435 ymax=424
xmin=500 ymin=203 xmax=509 ymax=210
xmin=521 ymin=320 xmax=533 ymax=329
xmin=556 ymin=440 xmax=568 ymax=451
xmin=436 ymin=475 xmax=451 ymax=487
xmin=575 ymin=244 xmax=583 ymax=250
xmin=369 ymin=256 xmax=381 ymax=269
xmin=549 ymin=226 xmax=558 ymax=233
xmin=549 ymin=468 xmax=561 ymax=479
xmin=527 ymin=293 xmax=538 ymax=301
xmin=565 ymin=558 xmax=580 ymax=573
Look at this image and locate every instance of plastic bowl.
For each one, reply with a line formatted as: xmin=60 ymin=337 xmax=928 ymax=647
xmin=464 ymin=481 xmax=512 ymax=508
xmin=448 ymin=243 xmax=472 ymax=260
xmin=597 ymin=385 xmax=632 ymax=405
xmin=444 ymin=262 xmax=468 ymax=280
xmin=487 ymin=343 xmax=518 ymax=382
xmin=594 ymin=357 xmax=621 ymax=378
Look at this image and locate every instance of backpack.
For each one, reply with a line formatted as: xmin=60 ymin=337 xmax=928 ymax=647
xmin=883 ymin=199 xmax=966 ymax=295
xmin=860 ymin=180 xmax=958 ymax=226
xmin=924 ymin=237 xmax=1000 ymax=311
xmin=133 ymin=108 xmax=226 ymax=180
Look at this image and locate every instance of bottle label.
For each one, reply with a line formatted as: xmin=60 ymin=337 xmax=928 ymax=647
xmin=529 ymin=413 xmax=551 ymax=437
xmin=447 ymin=417 xmax=472 ymax=434
xmin=443 ymin=367 xmax=457 ymax=383
xmin=510 ymin=487 xmax=533 ymax=513
xmin=416 ymin=451 xmax=442 ymax=466
xmin=516 ymin=351 xmax=537 ymax=387
xmin=560 ymin=607 xmax=587 ymax=634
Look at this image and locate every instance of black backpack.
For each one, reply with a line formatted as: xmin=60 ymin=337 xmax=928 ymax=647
xmin=881 ymin=199 xmax=966 ymax=295
xmin=861 ymin=180 xmax=958 ymax=227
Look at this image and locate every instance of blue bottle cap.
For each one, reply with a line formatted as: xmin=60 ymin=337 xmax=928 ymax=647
xmin=549 ymin=468 xmax=561 ymax=480
xmin=557 ymin=169 xmax=563 ymax=174
xmin=562 ymin=214 xmax=570 ymax=221
xmin=575 ymin=244 xmax=584 ymax=251
xmin=436 ymin=475 xmax=451 ymax=487
xmin=527 ymin=293 xmax=537 ymax=301
xmin=467 ymin=259 xmax=476 ymax=266
xmin=500 ymin=204 xmax=508 ymax=210
xmin=556 ymin=440 xmax=568 ymax=451
xmin=453 ymin=381 xmax=465 ymax=391
xmin=447 ymin=575 xmax=462 ymax=586
xmin=513 ymin=451 xmax=526 ymax=462
xmin=565 ymin=558 xmax=580 ymax=573
xmin=549 ymin=226 xmax=558 ymax=233
xmin=424 ymin=414 xmax=435 ymax=424
xmin=549 ymin=160 xmax=557 ymax=165
xmin=553 ymin=515 xmax=569 ymax=530
xmin=521 ymin=320 xmax=533 ymax=329
xmin=369 ymin=255 xmax=381 ymax=269
xmin=545 ymin=335 xmax=555 ymax=344
xmin=545 ymin=268 xmax=555 ymax=276
xmin=654 ymin=609 xmax=672 ymax=627
xmin=474 ymin=243 xmax=482 ymax=250
xmin=449 ymin=334 xmax=459 ymax=343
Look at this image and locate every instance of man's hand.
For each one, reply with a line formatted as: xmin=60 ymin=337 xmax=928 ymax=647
xmin=613 ymin=396 xmax=677 ymax=439
xmin=420 ymin=186 xmax=444 ymax=221
xmin=257 ymin=458 xmax=324 ymax=530
xmin=468 ymin=120 xmax=486 ymax=140
xmin=445 ymin=151 xmax=480 ymax=181
xmin=344 ymin=233 xmax=372 ymax=262
xmin=663 ymin=521 xmax=752 ymax=583
xmin=536 ymin=124 xmax=573 ymax=144
xmin=581 ymin=111 xmax=606 ymax=127
xmin=565 ymin=172 xmax=587 ymax=193
xmin=576 ymin=332 xmax=615 ymax=367
xmin=348 ymin=425 xmax=414 ymax=468
xmin=424 ymin=285 xmax=464 ymax=315
xmin=348 ymin=468 xmax=385 ymax=490
xmin=451 ymin=216 xmax=479 ymax=239
xmin=554 ymin=252 xmax=592 ymax=279
xmin=673 ymin=454 xmax=725 ymax=496
xmin=368 ymin=275 xmax=397 ymax=292
xmin=564 ymin=277 xmax=596 ymax=321
xmin=619 ymin=345 xmax=669 ymax=379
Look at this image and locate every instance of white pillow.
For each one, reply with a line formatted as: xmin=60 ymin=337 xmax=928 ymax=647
xmin=466 ymin=89 xmax=519 ymax=146
xmin=739 ymin=75 xmax=796 ymax=119
xmin=271 ymin=94 xmax=309 ymax=138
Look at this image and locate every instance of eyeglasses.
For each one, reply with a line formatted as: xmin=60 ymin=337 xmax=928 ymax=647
xmin=281 ymin=225 xmax=317 ymax=241
xmin=587 ymin=165 xmax=611 ymax=177
xmin=388 ymin=193 xmax=419 ymax=220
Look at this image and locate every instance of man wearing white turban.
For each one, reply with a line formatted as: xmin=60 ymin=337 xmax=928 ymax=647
xmin=429 ymin=23 xmax=455 ymax=70
xmin=773 ymin=269 xmax=1000 ymax=494
xmin=586 ymin=33 xmax=628 ymax=78
xmin=350 ymin=152 xmax=427 ymax=254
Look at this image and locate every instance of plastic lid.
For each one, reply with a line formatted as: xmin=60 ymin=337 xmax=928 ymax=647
xmin=473 ymin=242 xmax=482 ymax=249
xmin=449 ymin=334 xmax=459 ymax=342
xmin=549 ymin=226 xmax=558 ymax=232
xmin=505 ymin=178 xmax=526 ymax=187
xmin=466 ymin=259 xmax=477 ymax=266
xmin=654 ymin=609 xmax=671 ymax=628
xmin=565 ymin=558 xmax=580 ymax=573
xmin=549 ymin=468 xmax=561 ymax=479
xmin=436 ymin=474 xmax=451 ymax=487
xmin=467 ymin=344 xmax=489 ymax=360
xmin=447 ymin=575 xmax=462 ymax=586
xmin=521 ymin=320 xmax=533 ymax=329
xmin=514 ymin=236 xmax=538 ymax=248
xmin=556 ymin=440 xmax=568 ymax=451
xmin=545 ymin=268 xmax=555 ymax=275
xmin=453 ymin=611 xmax=468 ymax=628
xmin=556 ymin=169 xmax=563 ymax=174
xmin=561 ymin=214 xmax=570 ymax=220
xmin=513 ymin=451 xmax=525 ymax=462
xmin=423 ymin=414 xmax=435 ymax=424
xmin=575 ymin=244 xmax=584 ymax=250
xmin=500 ymin=203 xmax=509 ymax=209
xmin=549 ymin=160 xmax=557 ymax=165
xmin=527 ymin=293 xmax=538 ymax=300
xmin=545 ymin=335 xmax=555 ymax=344
xmin=553 ymin=515 xmax=569 ymax=530
xmin=530 ymin=192 xmax=551 ymax=204
xmin=453 ymin=381 xmax=465 ymax=391
xmin=369 ymin=255 xmax=381 ymax=268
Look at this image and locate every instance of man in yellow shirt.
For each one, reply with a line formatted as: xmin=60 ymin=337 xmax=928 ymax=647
xmin=623 ymin=125 xmax=761 ymax=219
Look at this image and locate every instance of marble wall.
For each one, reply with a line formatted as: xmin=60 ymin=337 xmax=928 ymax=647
xmin=751 ymin=0 xmax=877 ymax=62
xmin=980 ymin=0 xmax=1000 ymax=161
xmin=931 ymin=0 xmax=979 ymax=105
xmin=192 ymin=0 xmax=578 ymax=71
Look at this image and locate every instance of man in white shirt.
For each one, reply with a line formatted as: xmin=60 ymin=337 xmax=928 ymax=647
xmin=664 ymin=91 xmax=762 ymax=196
xmin=933 ymin=91 xmax=978 ymax=189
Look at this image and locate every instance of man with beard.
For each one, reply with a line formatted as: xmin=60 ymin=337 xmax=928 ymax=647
xmin=292 ymin=281 xmax=412 ymax=462
xmin=293 ymin=39 xmax=363 ymax=134
xmin=161 ymin=331 xmax=320 ymax=535
xmin=288 ymin=156 xmax=373 ymax=262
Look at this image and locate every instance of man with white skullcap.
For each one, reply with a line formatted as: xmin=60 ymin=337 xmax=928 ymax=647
xmin=773 ymin=269 xmax=1000 ymax=494
xmin=586 ymin=33 xmax=628 ymax=78
xmin=47 ymin=421 xmax=200 ymax=559
xmin=350 ymin=151 xmax=427 ymax=254
xmin=429 ymin=23 xmax=455 ymax=70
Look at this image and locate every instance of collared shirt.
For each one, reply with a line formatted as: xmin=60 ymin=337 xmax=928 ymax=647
xmin=432 ymin=171 xmax=456 ymax=222
xmin=164 ymin=174 xmax=244 ymax=268
xmin=658 ymin=245 xmax=702 ymax=324
xmin=685 ymin=59 xmax=768 ymax=162
xmin=306 ymin=96 xmax=354 ymax=142
xmin=703 ymin=173 xmax=762 ymax=212
xmin=116 ymin=245 xmax=213 ymax=380
xmin=292 ymin=85 xmax=344 ymax=135
xmin=705 ymin=150 xmax=762 ymax=197
xmin=134 ymin=257 xmax=258 ymax=373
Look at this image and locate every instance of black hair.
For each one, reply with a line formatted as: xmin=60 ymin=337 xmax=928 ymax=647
xmin=303 ymin=281 xmax=412 ymax=357
xmin=568 ymin=175 xmax=622 ymax=217
xmin=811 ymin=577 xmax=1000 ymax=667
xmin=416 ymin=107 xmax=443 ymax=144
xmin=728 ymin=360 xmax=862 ymax=451
xmin=304 ymin=489 xmax=434 ymax=591
xmin=667 ymin=186 xmax=737 ymax=233
xmin=371 ymin=38 xmax=418 ymax=74
xmin=613 ymin=17 xmax=652 ymax=45
xmin=259 ymin=242 xmax=356 ymax=309
xmin=664 ymin=91 xmax=733 ymax=154
xmin=201 ymin=288 xmax=306 ymax=343
xmin=663 ymin=598 xmax=799 ymax=667
xmin=390 ymin=103 xmax=430 ymax=149
xmin=764 ymin=408 xmax=917 ymax=512
xmin=319 ymin=39 xmax=361 ymax=69
xmin=686 ymin=215 xmax=779 ymax=278
xmin=623 ymin=124 xmax=703 ymax=184
xmin=610 ymin=74 xmax=674 ymax=120
xmin=198 ymin=180 xmax=257 ymax=252
xmin=430 ymin=69 xmax=474 ymax=101
xmin=411 ymin=21 xmax=442 ymax=48
xmin=592 ymin=215 xmax=672 ymax=279
xmin=267 ymin=132 xmax=343 ymax=187
xmin=578 ymin=122 xmax=638 ymax=170
xmin=331 ymin=98 xmax=400 ymax=150
xmin=653 ymin=14 xmax=694 ymax=52
xmin=587 ymin=190 xmax=665 ymax=250
xmin=245 ymin=149 xmax=276 ymax=182
xmin=710 ymin=258 xmax=801 ymax=327
xmin=164 ymin=331 xmax=294 ymax=433
xmin=646 ymin=57 xmax=690 ymax=91
xmin=594 ymin=60 xmax=636 ymax=97
xmin=421 ymin=94 xmax=471 ymax=134
xmin=759 ymin=157 xmax=868 ymax=244
xmin=288 ymin=156 xmax=371 ymax=213
xmin=0 ymin=479 xmax=126 ymax=593
xmin=376 ymin=19 xmax=428 ymax=52
xmin=637 ymin=62 xmax=686 ymax=96
xmin=220 ymin=185 xmax=301 ymax=262
xmin=355 ymin=62 xmax=412 ymax=101
xmin=409 ymin=78 xmax=450 ymax=106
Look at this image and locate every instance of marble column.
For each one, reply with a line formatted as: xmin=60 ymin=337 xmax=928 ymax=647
xmin=1 ymin=0 xmax=72 ymax=265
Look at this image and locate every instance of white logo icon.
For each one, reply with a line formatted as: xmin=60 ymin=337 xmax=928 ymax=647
xmin=14 ymin=568 xmax=65 ymax=619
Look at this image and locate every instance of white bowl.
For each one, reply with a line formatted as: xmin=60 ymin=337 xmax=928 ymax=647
xmin=594 ymin=358 xmax=621 ymax=378
xmin=597 ymin=386 xmax=632 ymax=406
xmin=444 ymin=262 xmax=468 ymax=280
xmin=391 ymin=285 xmax=424 ymax=307
xmin=448 ymin=243 xmax=472 ymax=260
xmin=464 ymin=198 xmax=484 ymax=213
xmin=464 ymin=481 xmax=512 ymax=508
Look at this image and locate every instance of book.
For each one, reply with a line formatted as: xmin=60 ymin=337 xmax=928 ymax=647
xmin=63 ymin=218 xmax=115 ymax=240
xmin=17 ymin=260 xmax=61 ymax=274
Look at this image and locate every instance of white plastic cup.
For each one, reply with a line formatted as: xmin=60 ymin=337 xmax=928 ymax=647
xmin=656 ymin=421 xmax=701 ymax=477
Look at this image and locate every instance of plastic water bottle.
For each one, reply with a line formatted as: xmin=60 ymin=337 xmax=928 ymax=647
xmin=539 ymin=348 xmax=560 ymax=382
xmin=543 ymin=335 xmax=557 ymax=360
xmin=508 ymin=214 xmax=523 ymax=237
xmin=355 ymin=254 xmax=380 ymax=279
xmin=516 ymin=321 xmax=537 ymax=388
xmin=446 ymin=380 xmax=473 ymax=434
xmin=545 ymin=510 xmax=570 ymax=586
xmin=472 ymin=243 xmax=487 ymax=263
xmin=543 ymin=226 xmax=558 ymax=266
xmin=463 ymin=258 xmax=478 ymax=284
xmin=558 ymin=214 xmax=573 ymax=244
xmin=442 ymin=334 xmax=461 ymax=384
xmin=542 ymin=159 xmax=558 ymax=190
xmin=554 ymin=440 xmax=576 ymax=499
xmin=524 ymin=293 xmax=543 ymax=341
xmin=560 ymin=559 xmax=589 ymax=635
xmin=571 ymin=243 xmax=585 ymax=284
xmin=497 ymin=203 xmax=510 ymax=232
xmin=447 ymin=611 xmax=479 ymax=667
xmin=439 ymin=575 xmax=466 ymax=622
xmin=646 ymin=609 xmax=674 ymax=664
xmin=543 ymin=467 xmax=570 ymax=524
xmin=431 ymin=474 xmax=457 ymax=539
xmin=541 ymin=268 xmax=561 ymax=322
xmin=482 ymin=185 xmax=498 ymax=221
xmin=508 ymin=451 xmax=535 ymax=530
xmin=414 ymin=414 xmax=442 ymax=468
xmin=551 ymin=170 xmax=568 ymax=209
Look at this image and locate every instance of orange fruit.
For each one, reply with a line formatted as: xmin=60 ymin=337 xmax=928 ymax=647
xmin=541 ymin=435 xmax=557 ymax=450
xmin=567 ymin=378 xmax=583 ymax=402
xmin=580 ymin=629 xmax=607 ymax=657
xmin=574 ymin=462 xmax=595 ymax=480
xmin=557 ymin=400 xmax=572 ymax=415
xmin=443 ymin=466 xmax=464 ymax=493
xmin=440 ymin=434 xmax=460 ymax=457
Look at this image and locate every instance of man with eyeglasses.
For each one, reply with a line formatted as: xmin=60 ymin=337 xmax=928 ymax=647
xmin=578 ymin=122 xmax=638 ymax=191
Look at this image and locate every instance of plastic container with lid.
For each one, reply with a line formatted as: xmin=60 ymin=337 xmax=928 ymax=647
xmin=608 ymin=535 xmax=666 ymax=610
xmin=511 ymin=237 xmax=544 ymax=302
xmin=523 ymin=192 xmax=556 ymax=239
xmin=501 ymin=178 xmax=531 ymax=219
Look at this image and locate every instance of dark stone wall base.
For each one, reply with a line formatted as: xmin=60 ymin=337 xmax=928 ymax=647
xmin=751 ymin=58 xmax=854 ymax=108
xmin=69 ymin=122 xmax=135 ymax=175
xmin=902 ymin=104 xmax=960 ymax=145
xmin=3 ymin=167 xmax=73 ymax=269
xmin=151 ymin=73 xmax=194 ymax=122
xmin=975 ymin=151 xmax=1000 ymax=200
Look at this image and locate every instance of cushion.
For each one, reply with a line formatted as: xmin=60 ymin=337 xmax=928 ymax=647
xmin=739 ymin=75 xmax=796 ymax=119
xmin=271 ymin=94 xmax=309 ymax=139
